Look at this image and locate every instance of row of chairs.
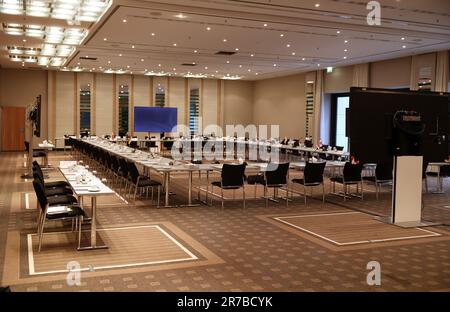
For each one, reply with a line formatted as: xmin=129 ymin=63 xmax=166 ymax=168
xmin=72 ymin=140 xmax=162 ymax=204
xmin=32 ymin=161 xmax=84 ymax=251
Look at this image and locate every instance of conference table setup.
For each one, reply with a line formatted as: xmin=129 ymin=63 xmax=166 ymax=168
xmin=74 ymin=137 xmax=352 ymax=209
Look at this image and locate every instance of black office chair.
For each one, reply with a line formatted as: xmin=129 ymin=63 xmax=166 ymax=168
xmin=33 ymin=180 xmax=85 ymax=252
xmin=262 ymin=163 xmax=290 ymax=207
xmin=330 ymin=162 xmax=363 ymax=201
xmin=33 ymin=172 xmax=73 ymax=197
xmin=24 ymin=141 xmax=47 ymax=163
xmin=211 ymin=163 xmax=247 ymax=209
xmin=362 ymin=162 xmax=393 ymax=199
xmin=292 ymin=162 xmax=326 ymax=204
xmin=127 ymin=161 xmax=161 ymax=205
xmin=426 ymin=164 xmax=450 ymax=192
xmin=33 ymin=161 xmax=71 ymax=189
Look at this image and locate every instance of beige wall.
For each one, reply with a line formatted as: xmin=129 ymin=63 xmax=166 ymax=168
xmin=324 ymin=65 xmax=354 ymax=94
xmin=253 ymin=73 xmax=306 ymax=138
xmin=0 ymin=68 xmax=48 ymax=148
xmin=223 ymin=80 xmax=254 ymax=129
xmin=370 ymin=56 xmax=411 ymax=88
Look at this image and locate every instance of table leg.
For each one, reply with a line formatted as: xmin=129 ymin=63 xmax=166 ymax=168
xmin=188 ymin=171 xmax=193 ymax=205
xmin=91 ymin=196 xmax=97 ymax=247
xmin=165 ymin=172 xmax=170 ymax=207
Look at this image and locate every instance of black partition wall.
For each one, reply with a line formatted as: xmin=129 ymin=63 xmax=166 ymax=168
xmin=348 ymin=87 xmax=449 ymax=165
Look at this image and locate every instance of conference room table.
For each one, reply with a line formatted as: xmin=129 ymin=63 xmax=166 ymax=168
xmin=428 ymin=162 xmax=450 ymax=193
xmin=38 ymin=142 xmax=55 ymax=167
xmin=59 ymin=161 xmax=115 ymax=250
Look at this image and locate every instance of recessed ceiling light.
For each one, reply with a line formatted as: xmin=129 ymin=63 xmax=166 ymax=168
xmin=151 ymin=33 xmax=155 ymax=36
xmin=235 ymin=48 xmax=239 ymax=51
xmin=215 ymin=70 xmax=218 ymax=73
xmin=255 ymin=73 xmax=259 ymax=75
xmin=250 ymin=54 xmax=254 ymax=57
xmin=273 ymin=64 xmax=277 ymax=67
xmin=127 ymin=65 xmax=130 ymax=68
xmin=108 ymin=60 xmax=111 ymax=64
xmin=344 ymin=49 xmax=348 ymax=52
xmin=401 ymin=37 xmax=405 ymax=40
xmin=141 ymin=58 xmax=144 ymax=61
xmin=22 ymin=39 xmax=26 ymax=42
xmin=239 ymin=65 xmax=242 ymax=68
xmin=123 ymin=19 xmax=127 ymax=23
xmin=204 ymin=66 xmax=208 ymax=69
xmin=173 ymin=43 xmax=177 ymax=46
xmin=336 ymin=30 xmax=341 ymax=34
xmin=343 ymin=56 xmax=347 ymax=59
xmin=226 ymin=60 xmax=230 ymax=64
xmin=344 ymin=40 xmax=348 ymax=43
xmin=77 ymin=62 xmax=80 ymax=65
xmin=302 ymin=57 xmax=306 ymax=61
xmin=280 ymin=34 xmax=284 ymax=37
xmin=206 ymin=27 xmax=211 ymax=31
xmin=223 ymin=39 xmax=227 ymax=42
xmin=402 ymin=45 xmax=406 ymax=48
xmin=317 ymin=64 xmax=321 ymax=66
xmin=292 ymin=52 xmax=296 ymax=55
xmin=247 ymin=69 xmax=251 ymax=72
xmin=119 ymin=53 xmax=122 ymax=56
xmin=263 ymin=23 xmax=268 ymax=27
xmin=194 ymin=50 xmax=198 ymax=53
xmin=315 ymin=3 xmax=320 ymax=8
xmin=175 ymin=13 xmax=186 ymax=19
xmin=158 ymin=64 xmax=161 ymax=67
xmin=286 ymin=44 xmax=291 ymax=48
xmin=131 ymin=45 xmax=135 ymax=48
xmin=173 ymin=68 xmax=176 ymax=70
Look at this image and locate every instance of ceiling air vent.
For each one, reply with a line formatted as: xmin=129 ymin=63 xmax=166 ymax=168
xmin=215 ymin=51 xmax=236 ymax=56
xmin=181 ymin=63 xmax=197 ymax=66
xmin=79 ymin=56 xmax=97 ymax=61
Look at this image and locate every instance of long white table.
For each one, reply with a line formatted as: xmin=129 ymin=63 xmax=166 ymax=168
xmin=59 ymin=162 xmax=115 ymax=250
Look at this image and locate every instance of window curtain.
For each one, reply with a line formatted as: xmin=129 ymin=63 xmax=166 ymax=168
xmin=434 ymin=50 xmax=449 ymax=92
xmin=352 ymin=63 xmax=370 ymax=87
xmin=313 ymin=70 xmax=324 ymax=146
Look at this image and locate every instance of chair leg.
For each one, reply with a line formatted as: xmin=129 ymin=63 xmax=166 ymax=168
xmin=242 ymin=187 xmax=246 ymax=209
xmin=361 ymin=181 xmax=364 ymax=200
xmin=254 ymin=184 xmax=257 ymax=199
xmin=157 ymin=185 xmax=161 ymax=207
xmin=322 ymin=183 xmax=325 ymax=203
xmin=134 ymin=185 xmax=138 ymax=203
xmin=265 ymin=186 xmax=268 ymax=208
xmin=304 ymin=184 xmax=307 ymax=205
xmin=344 ymin=184 xmax=347 ymax=202
xmin=78 ymin=216 xmax=83 ymax=249
xmin=221 ymin=188 xmax=224 ymax=210
xmin=38 ymin=218 xmax=46 ymax=252
xmin=376 ymin=182 xmax=379 ymax=200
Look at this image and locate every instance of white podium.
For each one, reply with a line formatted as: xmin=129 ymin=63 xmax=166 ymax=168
xmin=391 ymin=156 xmax=423 ymax=227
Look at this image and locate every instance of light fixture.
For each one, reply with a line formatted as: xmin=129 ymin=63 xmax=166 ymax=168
xmin=343 ymin=56 xmax=347 ymax=59
xmin=119 ymin=53 xmax=122 ymax=56
xmin=141 ymin=58 xmax=144 ymax=61
xmin=206 ymin=27 xmax=211 ymax=31
xmin=223 ymin=39 xmax=227 ymax=42
xmin=158 ymin=64 xmax=161 ymax=67
xmin=344 ymin=49 xmax=348 ymax=52
xmin=344 ymin=40 xmax=348 ymax=43
xmin=123 ymin=19 xmax=127 ymax=23
xmin=302 ymin=57 xmax=306 ymax=61
xmin=280 ymin=34 xmax=284 ymax=37
xmin=402 ymin=45 xmax=406 ymax=48
xmin=131 ymin=45 xmax=135 ymax=48
xmin=401 ymin=37 xmax=405 ymax=40
xmin=194 ymin=50 xmax=198 ymax=53
xmin=273 ymin=64 xmax=277 ymax=67
xmin=291 ymin=52 xmax=296 ymax=55
xmin=286 ymin=44 xmax=290 ymax=48
xmin=263 ymin=23 xmax=268 ymax=27
xmin=173 ymin=43 xmax=177 ymax=46
xmin=226 ymin=60 xmax=230 ymax=64
xmin=239 ymin=65 xmax=242 ymax=68
xmin=336 ymin=30 xmax=341 ymax=34
xmin=175 ymin=13 xmax=186 ymax=19
xmin=204 ymin=66 xmax=208 ymax=69
xmin=235 ymin=48 xmax=239 ymax=51
xmin=326 ymin=67 xmax=333 ymax=73
xmin=103 ymin=37 xmax=107 ymax=41
xmin=151 ymin=33 xmax=155 ymax=36
xmin=315 ymin=3 xmax=320 ymax=8
xmin=250 ymin=54 xmax=254 ymax=57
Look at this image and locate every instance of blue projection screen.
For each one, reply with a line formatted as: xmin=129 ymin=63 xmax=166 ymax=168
xmin=134 ymin=107 xmax=178 ymax=132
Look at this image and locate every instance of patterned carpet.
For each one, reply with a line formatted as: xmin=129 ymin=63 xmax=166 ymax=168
xmin=1 ymin=151 xmax=450 ymax=291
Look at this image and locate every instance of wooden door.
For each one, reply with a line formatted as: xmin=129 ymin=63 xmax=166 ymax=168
xmin=2 ymin=107 xmax=26 ymax=151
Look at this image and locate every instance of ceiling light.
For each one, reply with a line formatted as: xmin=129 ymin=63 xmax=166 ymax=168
xmin=239 ymin=65 xmax=242 ymax=68
xmin=223 ymin=39 xmax=227 ymax=42
xmin=317 ymin=64 xmax=321 ymax=67
xmin=247 ymin=69 xmax=251 ymax=72
xmin=401 ymin=37 xmax=405 ymax=40
xmin=151 ymin=33 xmax=155 ymax=36
xmin=302 ymin=58 xmax=306 ymax=61
xmin=235 ymin=48 xmax=239 ymax=51
xmin=175 ymin=13 xmax=186 ymax=19
xmin=250 ymin=54 xmax=254 ymax=57
xmin=131 ymin=45 xmax=135 ymax=48
xmin=127 ymin=65 xmax=130 ymax=68
xmin=173 ymin=43 xmax=177 ymax=46
xmin=107 ymin=60 xmax=111 ymax=64
xmin=158 ymin=64 xmax=161 ymax=67
xmin=226 ymin=60 xmax=230 ymax=64
xmin=255 ymin=73 xmax=259 ymax=75
xmin=344 ymin=40 xmax=348 ymax=43
xmin=206 ymin=27 xmax=211 ymax=31
xmin=22 ymin=39 xmax=27 ymax=42
xmin=291 ymin=52 xmax=296 ymax=55
xmin=343 ymin=56 xmax=347 ymax=59
xmin=326 ymin=67 xmax=333 ymax=73
xmin=204 ymin=66 xmax=208 ymax=69
xmin=280 ymin=34 xmax=284 ymax=37
xmin=263 ymin=23 xmax=268 ymax=27
xmin=119 ymin=53 xmax=122 ymax=56
xmin=286 ymin=44 xmax=291 ymax=48
xmin=315 ymin=3 xmax=320 ymax=8
xmin=173 ymin=67 xmax=176 ymax=71
xmin=141 ymin=58 xmax=144 ymax=61
xmin=337 ymin=30 xmax=341 ymax=34
xmin=402 ymin=45 xmax=406 ymax=48
xmin=344 ymin=49 xmax=348 ymax=52
xmin=103 ymin=38 xmax=107 ymax=41
xmin=273 ymin=64 xmax=277 ymax=67
xmin=123 ymin=19 xmax=127 ymax=23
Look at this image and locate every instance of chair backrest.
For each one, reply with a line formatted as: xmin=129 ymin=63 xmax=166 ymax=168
xmin=118 ymin=157 xmax=129 ymax=178
xmin=265 ymin=163 xmax=290 ymax=186
xmin=343 ymin=162 xmax=363 ymax=182
xmin=32 ymin=179 xmax=48 ymax=212
xmin=335 ymin=146 xmax=344 ymax=151
xmin=221 ymin=163 xmax=246 ymax=187
xmin=375 ymin=162 xmax=393 ymax=181
xmin=24 ymin=141 xmax=30 ymax=152
xmin=127 ymin=161 xmax=140 ymax=183
xmin=304 ymin=162 xmax=326 ymax=184
xmin=439 ymin=164 xmax=450 ymax=177
xmin=32 ymin=162 xmax=45 ymax=182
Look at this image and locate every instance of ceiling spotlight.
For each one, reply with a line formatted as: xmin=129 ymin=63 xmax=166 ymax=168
xmin=250 ymin=54 xmax=254 ymax=57
xmin=22 ymin=39 xmax=27 ymax=42
xmin=206 ymin=27 xmax=211 ymax=31
xmin=131 ymin=45 xmax=135 ymax=48
xmin=223 ymin=39 xmax=227 ymax=42
xmin=123 ymin=19 xmax=127 ymax=23
xmin=175 ymin=13 xmax=186 ymax=19
xmin=263 ymin=23 xmax=268 ymax=27
xmin=247 ymin=69 xmax=251 ymax=72
xmin=194 ymin=50 xmax=198 ymax=53
xmin=315 ymin=3 xmax=320 ymax=7
xmin=103 ymin=38 xmax=107 ymax=41
xmin=286 ymin=44 xmax=291 ymax=48
xmin=151 ymin=33 xmax=155 ymax=36
xmin=344 ymin=49 xmax=348 ymax=52
xmin=336 ymin=30 xmax=341 ymax=34
xmin=127 ymin=65 xmax=130 ymax=68
xmin=108 ymin=60 xmax=111 ymax=64
xmin=273 ymin=64 xmax=277 ymax=67
xmin=317 ymin=64 xmax=321 ymax=66
xmin=215 ymin=70 xmax=218 ymax=73
xmin=292 ymin=52 xmax=296 ymax=55
xmin=173 ymin=68 xmax=176 ymax=71
xmin=401 ymin=37 xmax=405 ymax=40
xmin=119 ymin=53 xmax=122 ymax=56
xmin=402 ymin=45 xmax=406 ymax=48
xmin=204 ymin=66 xmax=208 ymax=69
xmin=255 ymin=73 xmax=259 ymax=75
xmin=239 ymin=65 xmax=242 ymax=68
xmin=343 ymin=56 xmax=347 ymax=59
xmin=235 ymin=48 xmax=239 ymax=51
xmin=158 ymin=64 xmax=161 ymax=67
xmin=173 ymin=43 xmax=177 ymax=46
xmin=141 ymin=58 xmax=144 ymax=61
xmin=280 ymin=34 xmax=284 ymax=37
xmin=344 ymin=40 xmax=348 ymax=43
xmin=302 ymin=58 xmax=306 ymax=61
xmin=226 ymin=60 xmax=230 ymax=64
